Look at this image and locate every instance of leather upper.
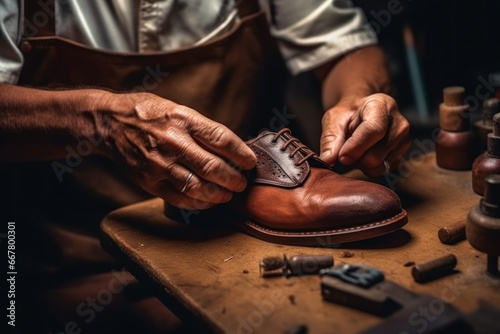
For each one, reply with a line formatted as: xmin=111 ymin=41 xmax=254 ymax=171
xmin=241 ymin=128 xmax=405 ymax=231
xmin=246 ymin=129 xmax=329 ymax=188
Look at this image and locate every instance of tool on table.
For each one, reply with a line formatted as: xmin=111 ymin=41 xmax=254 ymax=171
xmin=260 ymin=254 xmax=333 ymax=277
xmin=412 ymin=254 xmax=458 ymax=283
xmin=320 ymin=264 xmax=402 ymax=316
xmin=473 ymin=98 xmax=499 ymax=150
xmin=435 ymin=86 xmax=474 ymax=170
xmin=320 ymin=264 xmax=473 ymax=333
xmin=438 ymin=221 xmax=466 ymax=244
xmin=472 ymin=113 xmax=500 ymax=196
xmin=467 ymin=174 xmax=500 ymax=276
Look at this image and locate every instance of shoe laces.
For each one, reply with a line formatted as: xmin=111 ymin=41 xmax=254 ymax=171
xmin=271 ymin=128 xmax=315 ymax=166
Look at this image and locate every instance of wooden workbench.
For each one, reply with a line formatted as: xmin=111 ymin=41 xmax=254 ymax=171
xmin=100 ymin=152 xmax=500 ymax=333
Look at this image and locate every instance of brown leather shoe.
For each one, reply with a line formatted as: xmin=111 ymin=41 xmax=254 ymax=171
xmin=236 ymin=128 xmax=408 ymax=246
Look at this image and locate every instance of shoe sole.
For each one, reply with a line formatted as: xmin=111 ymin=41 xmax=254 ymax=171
xmin=236 ymin=210 xmax=408 ymax=246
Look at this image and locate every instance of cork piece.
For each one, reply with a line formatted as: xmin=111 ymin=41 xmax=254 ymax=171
xmin=440 ymin=86 xmax=469 ymax=132
xmin=443 ymin=86 xmax=465 ymax=106
xmin=439 ymin=104 xmax=469 ymax=131
xmin=438 ymin=220 xmax=466 ymax=244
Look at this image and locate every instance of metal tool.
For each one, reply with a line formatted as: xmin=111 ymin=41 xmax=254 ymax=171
xmin=260 ymin=254 xmax=333 ymax=277
xmin=320 ymin=264 xmax=412 ymax=316
xmin=320 ymin=264 xmax=473 ymax=333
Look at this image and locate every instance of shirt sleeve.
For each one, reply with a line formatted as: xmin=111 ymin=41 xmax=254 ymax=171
xmin=0 ymin=0 xmax=23 ymax=84
xmin=267 ymin=0 xmax=378 ymax=75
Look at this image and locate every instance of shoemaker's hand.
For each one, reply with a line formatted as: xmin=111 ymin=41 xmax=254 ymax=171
xmin=96 ymin=92 xmax=256 ymax=210
xmin=319 ymin=93 xmax=410 ymax=177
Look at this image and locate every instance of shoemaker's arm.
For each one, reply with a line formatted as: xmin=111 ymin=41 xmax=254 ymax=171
xmin=0 ymin=84 xmax=108 ymax=161
xmin=0 ymin=84 xmax=255 ymax=209
xmin=314 ymin=45 xmax=410 ymax=177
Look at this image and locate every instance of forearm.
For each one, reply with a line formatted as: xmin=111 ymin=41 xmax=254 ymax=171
xmin=315 ymin=46 xmax=391 ymax=110
xmin=0 ymin=84 xmax=110 ymax=162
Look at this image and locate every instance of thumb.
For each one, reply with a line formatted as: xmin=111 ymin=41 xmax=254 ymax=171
xmin=319 ymin=115 xmax=347 ymax=166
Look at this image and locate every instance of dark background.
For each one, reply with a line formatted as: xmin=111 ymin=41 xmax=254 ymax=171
xmin=356 ymin=0 xmax=500 ymax=116
xmin=289 ymin=0 xmax=500 ymax=152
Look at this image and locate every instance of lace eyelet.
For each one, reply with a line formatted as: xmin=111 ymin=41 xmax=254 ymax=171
xmin=294 ymin=163 xmax=299 ymax=166
xmin=271 ymin=139 xmax=277 ymax=144
xmin=289 ymin=155 xmax=293 ymax=159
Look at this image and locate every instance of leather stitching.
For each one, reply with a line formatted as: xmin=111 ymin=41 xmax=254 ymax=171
xmin=243 ymin=211 xmax=407 ymax=236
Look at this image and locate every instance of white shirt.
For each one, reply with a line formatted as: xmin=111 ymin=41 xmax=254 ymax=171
xmin=0 ymin=0 xmax=377 ymax=84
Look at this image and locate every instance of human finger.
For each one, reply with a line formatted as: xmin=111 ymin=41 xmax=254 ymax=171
xmin=187 ymin=112 xmax=257 ymax=170
xmin=319 ymin=109 xmax=350 ymax=165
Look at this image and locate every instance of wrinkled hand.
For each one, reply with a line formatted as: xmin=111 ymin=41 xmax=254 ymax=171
xmin=97 ymin=92 xmax=256 ymax=210
xmin=319 ymin=93 xmax=410 ymax=177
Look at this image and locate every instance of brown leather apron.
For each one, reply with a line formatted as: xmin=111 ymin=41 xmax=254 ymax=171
xmin=20 ymin=0 xmax=279 ymax=136
xmin=4 ymin=1 xmax=287 ymax=326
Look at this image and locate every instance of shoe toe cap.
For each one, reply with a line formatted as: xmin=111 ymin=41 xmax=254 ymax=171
xmin=309 ymin=179 xmax=403 ymax=229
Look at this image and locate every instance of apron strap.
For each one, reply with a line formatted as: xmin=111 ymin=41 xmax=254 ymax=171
xmin=23 ymin=0 xmax=56 ymax=37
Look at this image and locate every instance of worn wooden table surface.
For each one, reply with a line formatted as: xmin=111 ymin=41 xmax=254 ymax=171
xmin=101 ymin=152 xmax=500 ymax=333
